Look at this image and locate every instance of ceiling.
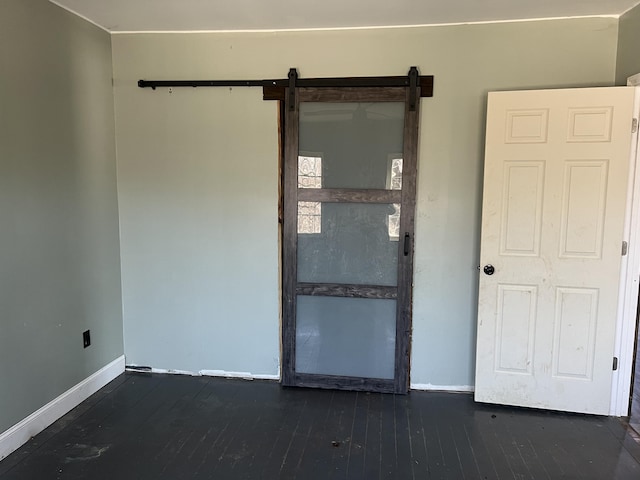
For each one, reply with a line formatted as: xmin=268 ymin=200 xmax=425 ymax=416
xmin=50 ymin=0 xmax=640 ymax=33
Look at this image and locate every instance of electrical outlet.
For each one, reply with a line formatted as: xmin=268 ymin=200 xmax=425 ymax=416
xmin=83 ymin=330 xmax=91 ymax=348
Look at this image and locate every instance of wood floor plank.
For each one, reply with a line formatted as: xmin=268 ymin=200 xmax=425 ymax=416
xmin=423 ymin=395 xmax=467 ymax=479
xmin=502 ymin=414 xmax=553 ymax=480
xmin=327 ymin=390 xmax=358 ymax=480
xmin=404 ymin=396 xmax=429 ymax=479
xmin=195 ymin=380 xmax=262 ymax=478
xmin=462 ymin=419 xmax=501 ymax=480
xmin=296 ymin=389 xmax=341 ymax=480
xmin=392 ymin=395 xmax=414 ymax=480
xmin=471 ymin=410 xmax=523 ymax=480
xmin=419 ymin=397 xmax=448 ymax=478
xmin=344 ymin=392 xmax=367 ymax=479
xmin=449 ymin=421 xmax=482 ymax=479
xmin=361 ymin=392 xmax=383 ymax=480
xmin=489 ymin=408 xmax=544 ymax=480
xmin=276 ymin=398 xmax=311 ymax=478
xmin=257 ymin=388 xmax=309 ymax=479
xmin=379 ymin=392 xmax=398 ymax=479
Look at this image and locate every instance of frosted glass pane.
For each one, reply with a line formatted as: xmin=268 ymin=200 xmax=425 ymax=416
xmin=298 ymin=203 xmax=399 ymax=286
xmin=299 ymin=102 xmax=404 ymax=190
xmin=295 ymin=296 xmax=396 ymax=379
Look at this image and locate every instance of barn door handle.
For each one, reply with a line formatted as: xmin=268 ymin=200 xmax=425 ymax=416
xmin=404 ymin=233 xmax=410 ymax=256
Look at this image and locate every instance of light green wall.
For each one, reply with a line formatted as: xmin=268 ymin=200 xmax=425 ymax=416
xmin=112 ymin=17 xmax=618 ymax=387
xmin=616 ymin=3 xmax=640 ymax=84
xmin=0 ymin=0 xmax=123 ymax=433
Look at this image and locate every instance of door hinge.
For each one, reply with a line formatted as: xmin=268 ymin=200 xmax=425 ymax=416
xmin=633 ymin=118 xmax=638 ymax=134
xmin=622 ymin=241 xmax=628 ymax=256
xmin=613 ymin=356 xmax=618 ymax=371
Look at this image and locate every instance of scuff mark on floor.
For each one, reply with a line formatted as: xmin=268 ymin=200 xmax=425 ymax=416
xmin=64 ymin=443 xmax=110 ymax=463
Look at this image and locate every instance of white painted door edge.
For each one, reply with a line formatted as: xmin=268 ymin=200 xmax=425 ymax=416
xmin=0 ymin=355 xmax=125 ymax=461
xmin=628 ymin=73 xmax=640 ymax=87
xmin=611 ymin=86 xmax=640 ymax=416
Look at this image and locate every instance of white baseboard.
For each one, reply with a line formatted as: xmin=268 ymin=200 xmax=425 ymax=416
xmin=0 ymin=355 xmax=125 ymax=462
xmin=126 ymin=366 xmax=471 ymax=391
xmin=125 ymin=365 xmax=280 ymax=381
xmin=199 ymin=369 xmax=280 ymax=381
xmin=410 ymin=383 xmax=475 ymax=393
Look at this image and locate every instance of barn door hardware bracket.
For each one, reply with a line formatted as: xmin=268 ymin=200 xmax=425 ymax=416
xmin=613 ymin=356 xmax=618 ymax=371
xmin=408 ymin=66 xmax=418 ymax=111
xmin=288 ymin=68 xmax=298 ymax=111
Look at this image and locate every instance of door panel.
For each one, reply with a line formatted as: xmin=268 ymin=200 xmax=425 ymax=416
xmin=299 ymin=102 xmax=405 ymax=190
xmin=499 ymin=160 xmax=544 ymax=256
xmin=476 ymin=87 xmax=636 ymax=415
xmin=282 ymin=86 xmax=419 ymax=393
xmin=295 ymin=296 xmax=397 ymax=379
xmin=297 ymin=202 xmax=400 ymax=286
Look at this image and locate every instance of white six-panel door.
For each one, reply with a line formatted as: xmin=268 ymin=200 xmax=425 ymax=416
xmin=475 ymin=87 xmax=636 ymax=415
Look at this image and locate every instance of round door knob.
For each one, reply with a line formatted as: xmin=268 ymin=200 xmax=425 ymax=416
xmin=483 ymin=264 xmax=495 ymax=275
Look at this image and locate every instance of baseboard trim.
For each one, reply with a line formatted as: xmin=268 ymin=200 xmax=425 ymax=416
xmin=199 ymin=369 xmax=280 ymax=381
xmin=410 ymin=383 xmax=475 ymax=393
xmin=0 ymin=355 xmax=125 ymax=462
xmin=125 ymin=365 xmax=280 ymax=381
xmin=124 ymin=366 xmax=472 ymax=391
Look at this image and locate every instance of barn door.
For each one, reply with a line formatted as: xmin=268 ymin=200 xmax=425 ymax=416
xmin=475 ymin=87 xmax=636 ymax=414
xmin=281 ymin=85 xmax=420 ymax=394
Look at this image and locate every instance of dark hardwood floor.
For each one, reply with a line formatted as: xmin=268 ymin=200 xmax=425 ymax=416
xmin=1 ymin=372 xmax=640 ymax=479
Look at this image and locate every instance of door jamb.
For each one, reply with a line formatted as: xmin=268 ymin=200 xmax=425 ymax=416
xmin=612 ymin=83 xmax=640 ymax=416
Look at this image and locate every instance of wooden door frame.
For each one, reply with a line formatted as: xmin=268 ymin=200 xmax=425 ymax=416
xmin=612 ymin=85 xmax=640 ymax=416
xmin=280 ymin=85 xmax=421 ymax=394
